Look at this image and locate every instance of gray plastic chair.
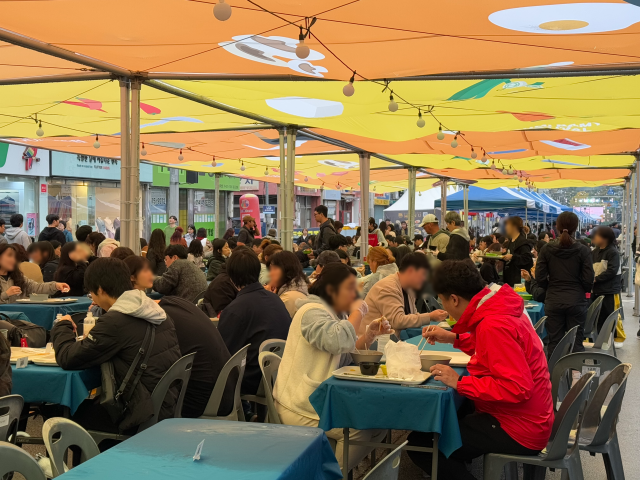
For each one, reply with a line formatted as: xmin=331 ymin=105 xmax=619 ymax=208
xmin=258 ymin=351 xmax=282 ymax=424
xmin=578 ymin=363 xmax=631 ymax=480
xmin=259 ymin=339 xmax=286 ymax=358
xmin=43 ymin=418 xmax=100 ymax=477
xmin=551 ymin=352 xmax=621 ymax=411
xmin=199 ymin=344 xmax=249 ymax=421
xmin=363 ymin=440 xmax=407 ymax=480
xmin=548 ymin=326 xmax=578 ymax=374
xmin=584 ymin=308 xmax=620 ymax=357
xmin=533 ymin=316 xmax=546 ymax=338
xmin=584 ymin=296 xmax=604 ymax=341
xmin=0 ymin=395 xmax=23 ymax=444
xmin=0 ymin=442 xmax=46 ymax=480
xmin=484 ymin=371 xmax=595 ymax=480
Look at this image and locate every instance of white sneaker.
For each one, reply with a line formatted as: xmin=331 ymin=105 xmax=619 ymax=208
xmin=615 ymin=342 xmax=624 ymax=349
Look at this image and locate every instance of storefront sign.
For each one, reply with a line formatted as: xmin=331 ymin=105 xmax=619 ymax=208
xmin=51 ymin=152 xmax=153 ymax=182
xmin=152 ymin=167 xmax=240 ymax=191
xmin=262 ymin=205 xmax=276 ymax=214
xmin=240 ymin=179 xmax=260 ymax=191
xmin=0 ymin=143 xmax=50 ymax=176
xmin=374 ymin=193 xmax=390 ymax=206
xmin=323 ymin=189 xmax=341 ymax=201
xmin=40 ymin=184 xmax=47 ymax=193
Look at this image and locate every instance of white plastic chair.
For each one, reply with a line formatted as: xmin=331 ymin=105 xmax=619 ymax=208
xmin=0 ymin=442 xmax=46 ymax=480
xmin=43 ymin=418 xmax=100 ymax=477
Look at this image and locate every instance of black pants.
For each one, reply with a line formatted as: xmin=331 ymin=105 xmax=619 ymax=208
xmin=593 ymin=293 xmax=620 ymax=332
xmin=545 ymin=302 xmax=587 ymax=358
xmin=407 ymin=401 xmax=539 ymax=480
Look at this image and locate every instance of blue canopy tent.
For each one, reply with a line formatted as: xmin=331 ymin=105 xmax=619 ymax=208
xmin=434 ymin=187 xmax=536 ymax=212
xmin=540 ymin=193 xmax=572 ymax=212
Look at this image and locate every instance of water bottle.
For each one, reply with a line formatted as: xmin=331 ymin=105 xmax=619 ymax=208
xmin=83 ymin=312 xmax=96 ymax=337
xmin=377 ymin=334 xmax=391 ymax=362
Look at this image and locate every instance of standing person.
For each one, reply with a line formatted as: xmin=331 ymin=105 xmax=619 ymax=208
xmin=334 ymin=221 xmax=344 ymax=235
xmin=38 ymin=214 xmax=67 ymax=244
xmin=163 ymin=216 xmax=178 ymax=245
xmin=536 ymin=211 xmax=594 ymax=357
xmin=237 ymin=215 xmax=256 ymax=247
xmin=412 ymin=234 xmax=425 ymax=251
xmin=266 ymin=250 xmax=309 ymax=318
xmin=206 ymin=239 xmax=230 ymax=282
xmin=5 ymin=214 xmax=31 ymax=249
xmin=146 ymin=229 xmax=167 ymax=276
xmin=184 ymin=225 xmax=196 ymax=247
xmin=312 ymin=206 xmax=337 ymax=255
xmin=419 ymin=214 xmax=450 ymax=263
xmin=436 ymin=212 xmax=470 ymax=261
xmin=223 ymin=228 xmax=235 ymax=240
xmin=54 ymin=242 xmax=89 ymax=296
xmin=170 ymin=227 xmax=188 ymax=247
xmin=400 ymin=220 xmax=409 ymax=236
xmin=153 ymin=245 xmax=208 ymax=302
xmin=85 ymin=232 xmax=106 ymax=258
xmin=75 ymin=225 xmax=92 ymax=243
xmin=367 ymin=218 xmax=386 ymax=247
xmin=0 ymin=219 xmax=6 ymax=245
xmin=501 ymin=216 xmax=534 ymax=287
xmin=297 ymin=228 xmax=310 ymax=245
xmin=58 ymin=220 xmax=73 ymax=243
xmin=591 ymin=226 xmax=623 ymax=331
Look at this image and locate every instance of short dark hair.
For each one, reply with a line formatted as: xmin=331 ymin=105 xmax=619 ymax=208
xmin=84 ymin=258 xmax=133 ymax=298
xmin=226 ymin=246 xmax=261 ymax=288
xmin=385 ymin=235 xmax=397 ymax=243
xmin=227 ymin=238 xmax=237 ymax=250
xmin=251 ymin=238 xmax=263 ymax=248
xmin=594 ymin=226 xmax=617 ymax=247
xmin=0 ymin=218 xmax=5 ymax=227
xmin=534 ymin=240 xmax=547 ymax=254
xmin=308 ymin=262 xmax=356 ymax=307
xmin=46 ymin=214 xmax=60 ymax=225
xmin=432 ymin=259 xmax=485 ymax=301
xmin=164 ymin=244 xmax=188 ymax=259
xmin=399 ymin=252 xmax=430 ymax=273
xmin=50 ymin=240 xmax=61 ymax=251
xmin=188 ymin=238 xmax=204 ymax=257
xmin=169 ymin=215 xmax=178 ymax=221
xmin=76 ymin=225 xmax=92 ymax=242
xmin=334 ymin=221 xmax=343 ymax=230
xmin=9 ymin=214 xmax=23 ymax=228
xmin=314 ymin=205 xmax=328 ymax=217
xmin=123 ymin=255 xmax=151 ymax=278
xmin=110 ymin=246 xmax=135 ymax=260
xmin=480 ymin=235 xmax=493 ymax=245
xmin=328 ymin=234 xmax=349 ymax=250
xmin=317 ymin=250 xmax=341 ymax=267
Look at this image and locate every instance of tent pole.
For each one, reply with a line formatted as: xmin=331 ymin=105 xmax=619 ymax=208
xmin=278 ymin=128 xmax=286 ymax=240
xmin=118 ymin=79 xmax=131 ymax=251
xmin=407 ymin=167 xmax=416 ymax=238
xmin=359 ymin=153 xmax=371 ymax=261
xmin=214 ymin=173 xmax=221 ymax=239
xmin=463 ymin=185 xmax=468 ymax=229
xmin=525 ymin=205 xmax=528 ymax=225
xmin=128 ymin=79 xmax=141 ymax=254
xmin=628 ymin=173 xmax=635 ymax=297
xmin=0 ymin=72 xmax=114 ymax=86
xmin=440 ymin=180 xmax=447 ymax=227
xmin=635 ymin=156 xmax=640 ymax=315
xmin=285 ymin=128 xmax=296 ymax=251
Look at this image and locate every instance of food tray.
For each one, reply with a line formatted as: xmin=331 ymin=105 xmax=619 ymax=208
xmin=16 ymin=298 xmax=79 ymax=305
xmin=332 ymin=366 xmax=431 ymax=385
xmin=10 ymin=347 xmax=50 ymax=364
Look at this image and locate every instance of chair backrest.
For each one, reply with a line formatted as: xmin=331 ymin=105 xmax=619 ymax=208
xmin=363 ymin=440 xmax=408 ymax=480
xmin=547 ymin=326 xmax=578 ymax=374
xmin=139 ymin=352 xmax=195 ymax=431
xmin=544 ymin=371 xmax=595 ymax=461
xmin=259 ymin=339 xmax=286 ymax=358
xmin=42 ymin=418 xmax=100 ymax=477
xmin=200 ymin=344 xmax=250 ymax=420
xmin=69 ymin=312 xmax=87 ymax=325
xmin=533 ymin=316 xmax=546 ymax=338
xmin=584 ymin=296 xmax=604 ymax=339
xmin=593 ymin=308 xmax=621 ymax=349
xmin=581 ymin=363 xmax=632 ymax=447
xmin=193 ymin=290 xmax=207 ymax=306
xmin=551 ymin=352 xmax=621 ymax=409
xmin=0 ymin=395 xmax=22 ymax=444
xmin=0 ymin=442 xmax=46 ymax=480
xmin=258 ymin=351 xmax=282 ymax=424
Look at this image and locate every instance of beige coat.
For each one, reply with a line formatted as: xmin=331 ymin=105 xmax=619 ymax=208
xmin=361 ymin=273 xmax=431 ymax=335
xmin=278 ymin=280 xmax=308 ymax=318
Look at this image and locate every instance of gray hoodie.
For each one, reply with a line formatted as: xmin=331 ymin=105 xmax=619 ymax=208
xmin=109 ymin=290 xmax=167 ymax=325
xmin=0 ymin=276 xmax=57 ymax=303
xmin=4 ymin=227 xmax=31 ymax=249
xmin=296 ymin=295 xmax=357 ymax=356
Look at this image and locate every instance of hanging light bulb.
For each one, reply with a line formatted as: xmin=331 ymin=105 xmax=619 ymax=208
xmin=388 ymin=93 xmax=398 ymax=112
xmin=93 ymin=134 xmax=100 ymax=149
xmin=470 ymin=147 xmax=477 ymax=159
xmin=418 ymin=191 xmax=422 ymax=196
xmin=343 ymin=72 xmax=355 ymax=97
xmin=211 ymin=156 xmax=217 ymax=167
xmin=518 ymin=176 xmax=523 ymax=183
xmin=178 ymin=149 xmax=184 ymax=161
xmin=490 ymin=160 xmax=496 ymax=170
xmin=213 ymin=0 xmax=232 ymax=21
xmin=482 ymin=150 xmax=487 ymax=162
xmin=512 ymin=175 xmax=518 ymax=180
xmin=141 ymin=143 xmax=147 ymax=156
xmin=240 ymin=161 xmax=245 ymax=172
xmin=508 ymin=166 xmax=514 ymax=175
xmin=264 ymin=167 xmax=269 ymax=176
xmin=295 ymin=27 xmax=310 ymax=59
xmin=416 ymin=110 xmax=425 ymax=128
xmin=304 ymin=176 xmax=309 ymax=182
xmin=36 ymin=121 xmax=44 ymax=137
xmin=437 ymin=125 xmax=444 ymax=141
xmin=320 ymin=183 xmax=325 ymax=191
xmin=502 ymin=168 xmax=508 ymax=175
xmin=451 ymin=135 xmax=458 ymax=148
xmin=373 ymin=186 xmax=377 ymax=191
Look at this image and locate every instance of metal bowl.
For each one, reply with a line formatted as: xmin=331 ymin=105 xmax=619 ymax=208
xmin=351 ymin=350 xmax=383 ymax=364
xmin=419 ymin=354 xmax=451 ymax=372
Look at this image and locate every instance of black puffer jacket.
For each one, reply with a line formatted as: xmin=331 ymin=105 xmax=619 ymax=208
xmin=437 ymin=228 xmax=470 ymax=261
xmin=536 ymin=240 xmax=594 ymax=307
xmin=502 ymin=234 xmax=534 ymax=287
xmin=53 ymin=262 xmax=87 ymax=296
xmin=592 ymin=244 xmax=621 ymax=296
xmin=38 ymin=226 xmax=66 ymax=244
xmin=51 ymin=291 xmax=181 ymax=431
xmin=42 ymin=258 xmax=59 ymax=283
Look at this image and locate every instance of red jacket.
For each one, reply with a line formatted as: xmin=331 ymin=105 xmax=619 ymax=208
xmin=453 ymin=286 xmax=553 ymax=450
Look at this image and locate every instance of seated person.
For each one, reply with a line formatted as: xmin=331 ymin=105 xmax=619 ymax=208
xmin=295 ymin=242 xmax=311 ymax=268
xmin=0 ymin=244 xmax=68 ymax=303
xmin=521 ymin=265 xmax=546 ymax=302
xmin=206 ymin=239 xmax=229 ymax=282
xmin=409 ymin=260 xmax=553 ymax=479
xmin=273 ymin=262 xmax=392 ymax=471
xmin=110 ymin=247 xmax=135 ymax=260
xmin=28 ymin=241 xmax=59 ymax=282
xmin=259 ymin=243 xmax=283 ymax=285
xmin=479 ymin=243 xmax=502 ymax=285
xmin=202 ymin=263 xmax=237 ymax=317
xmin=217 ymin=247 xmax=291 ymax=398
xmin=265 ymin=250 xmax=308 ymax=318
xmin=362 ymin=252 xmax=448 ymax=335
xmin=308 ymin=250 xmax=341 ymax=283
xmin=51 ymin=258 xmax=181 ymax=433
xmin=359 ymin=246 xmax=398 ymax=297
xmin=152 ymin=245 xmax=208 ymax=302
xmin=54 ymin=242 xmax=89 ymax=296
xmin=123 ymin=254 xmax=237 ymax=419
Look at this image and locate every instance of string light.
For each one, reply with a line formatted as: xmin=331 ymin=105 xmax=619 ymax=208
xmin=320 ymin=183 xmax=325 ymax=191
xmin=264 ymin=167 xmax=269 ymax=176
xmin=178 ymin=149 xmax=184 ymax=161
xmin=490 ymin=160 xmax=497 ymax=170
xmin=343 ymin=72 xmax=355 ymax=97
xmin=211 ymin=156 xmax=217 ymax=167
xmin=470 ymin=147 xmax=477 ymax=159
xmin=502 ymin=168 xmax=508 ymax=175
xmin=416 ymin=110 xmax=425 ymax=128
xmin=451 ymin=135 xmax=458 ymax=148
xmin=296 ymin=27 xmax=310 ymax=59
xmin=508 ymin=166 xmax=515 ymax=175
xmin=141 ymin=143 xmax=147 ymax=156
xmin=93 ymin=134 xmax=100 ymax=149
xmin=304 ymin=176 xmax=309 ymax=182
xmin=240 ymin=160 xmax=245 ymax=171
xmin=213 ymin=0 xmax=232 ymax=21
xmin=36 ymin=120 xmax=44 ymax=137
xmin=437 ymin=125 xmax=444 ymax=141
xmin=388 ymin=93 xmax=398 ymax=112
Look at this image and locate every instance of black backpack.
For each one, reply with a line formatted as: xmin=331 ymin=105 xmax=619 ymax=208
xmin=0 ymin=314 xmax=47 ymax=347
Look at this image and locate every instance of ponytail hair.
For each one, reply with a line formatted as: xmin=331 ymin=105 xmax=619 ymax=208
xmin=367 ymin=246 xmax=395 ymax=266
xmin=556 ymin=211 xmax=579 ymax=248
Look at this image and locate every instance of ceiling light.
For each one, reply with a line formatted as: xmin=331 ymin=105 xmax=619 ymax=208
xmin=213 ymin=0 xmax=232 ymax=21
xmin=388 ymin=94 xmax=398 ymax=112
xmin=343 ymin=72 xmax=355 ymax=97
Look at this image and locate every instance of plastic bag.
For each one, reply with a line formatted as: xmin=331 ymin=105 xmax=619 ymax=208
xmin=384 ymin=340 xmax=422 ymax=381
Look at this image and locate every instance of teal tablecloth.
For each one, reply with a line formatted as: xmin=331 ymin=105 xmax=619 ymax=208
xmin=303 ymin=267 xmax=315 ymax=276
xmin=11 ymin=364 xmax=100 ymax=414
xmin=0 ymin=296 xmax=94 ymax=330
xmin=309 ymin=340 xmax=465 ymax=457
xmin=57 ymin=419 xmax=342 ymax=480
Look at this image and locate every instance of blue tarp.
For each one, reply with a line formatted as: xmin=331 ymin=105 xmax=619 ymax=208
xmin=434 ymin=186 xmax=536 ymax=212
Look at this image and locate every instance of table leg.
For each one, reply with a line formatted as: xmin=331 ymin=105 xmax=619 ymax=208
xmin=431 ymin=433 xmax=439 ymax=480
xmin=342 ymin=427 xmax=350 ymax=480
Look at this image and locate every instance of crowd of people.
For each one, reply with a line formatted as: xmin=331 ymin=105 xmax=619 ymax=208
xmin=0 ymin=205 xmax=628 ymax=477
